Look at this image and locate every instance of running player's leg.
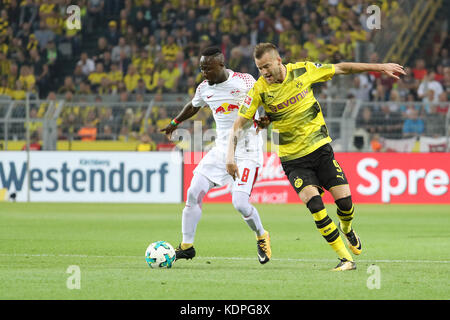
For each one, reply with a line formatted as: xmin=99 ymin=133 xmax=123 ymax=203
xmin=298 ymin=185 xmax=354 ymax=266
xmin=283 ymin=158 xmax=354 ymax=270
xmin=329 ymin=185 xmax=362 ymax=255
xmin=232 ymin=161 xmax=271 ymax=264
xmin=232 ymin=163 xmax=265 ymax=237
xmin=176 ymin=173 xmax=214 ymax=259
xmin=317 ymin=147 xmax=362 ymax=256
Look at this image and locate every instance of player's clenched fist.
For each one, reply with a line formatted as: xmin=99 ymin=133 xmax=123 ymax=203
xmin=160 ymin=122 xmax=178 ymax=138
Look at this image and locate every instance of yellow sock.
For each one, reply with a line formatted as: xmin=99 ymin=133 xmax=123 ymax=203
xmin=312 ymin=208 xmax=353 ymax=261
xmin=337 ymin=205 xmax=354 ymax=234
xmin=181 ymin=243 xmax=193 ymax=250
xmin=329 ymin=237 xmax=353 ymax=261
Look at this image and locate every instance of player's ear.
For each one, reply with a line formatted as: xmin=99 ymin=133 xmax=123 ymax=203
xmin=276 ymin=55 xmax=282 ymax=65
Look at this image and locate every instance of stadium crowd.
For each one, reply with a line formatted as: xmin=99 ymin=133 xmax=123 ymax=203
xmin=0 ymin=0 xmax=449 ymax=150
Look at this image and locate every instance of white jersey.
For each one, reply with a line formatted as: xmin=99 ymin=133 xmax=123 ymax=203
xmin=192 ymin=70 xmax=263 ymax=164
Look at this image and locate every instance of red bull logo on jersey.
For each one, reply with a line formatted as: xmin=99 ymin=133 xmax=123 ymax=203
xmin=268 ymin=89 xmax=309 ymax=113
xmin=215 ymin=103 xmax=240 ymax=114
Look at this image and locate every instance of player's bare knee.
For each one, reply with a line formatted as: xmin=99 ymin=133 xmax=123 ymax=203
xmin=335 ymin=195 xmax=353 ymax=212
xmin=299 ymin=185 xmax=321 ymax=204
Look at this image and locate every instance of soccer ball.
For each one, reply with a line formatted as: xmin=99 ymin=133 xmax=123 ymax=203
xmin=145 ymin=241 xmax=176 ymax=269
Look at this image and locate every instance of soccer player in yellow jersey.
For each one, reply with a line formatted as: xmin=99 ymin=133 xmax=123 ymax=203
xmin=226 ymin=43 xmax=406 ymax=271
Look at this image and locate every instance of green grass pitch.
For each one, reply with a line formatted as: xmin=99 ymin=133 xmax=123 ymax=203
xmin=0 ymin=202 xmax=449 ymax=300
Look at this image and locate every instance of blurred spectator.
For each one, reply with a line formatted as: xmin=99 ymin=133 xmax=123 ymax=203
xmin=44 ymin=40 xmax=58 ymax=69
xmin=88 ymin=62 xmax=108 ymax=91
xmin=156 ymin=106 xmax=171 ymax=132
xmin=98 ymin=51 xmax=113 ymax=73
xmin=78 ymin=119 xmax=98 ymax=141
xmin=435 ymin=92 xmax=449 ymax=115
xmin=395 ymin=67 xmax=417 ymax=99
xmin=133 ymin=78 xmax=151 ymax=95
xmin=24 ymin=107 xmax=42 ymax=137
xmin=229 ymin=47 xmax=245 ymax=71
xmin=72 ymin=65 xmax=86 ymax=89
xmin=7 ymin=63 xmax=19 ymax=89
xmin=94 ymin=37 xmax=109 ymax=61
xmin=19 ymin=0 xmax=38 ymax=29
xmin=412 ymin=58 xmax=427 ymax=81
xmin=349 ymin=75 xmax=371 ymax=101
xmin=417 ymin=72 xmax=444 ymax=102
xmin=107 ymin=63 xmax=123 ymax=90
xmin=133 ymin=50 xmax=154 ymax=75
xmin=136 ymin=133 xmax=157 ymax=151
xmin=77 ymin=52 xmax=95 ymax=76
xmin=58 ymin=76 xmax=76 ymax=94
xmin=36 ymin=63 xmax=51 ymax=98
xmin=133 ymin=11 xmax=147 ymax=37
xmin=0 ymin=76 xmax=11 ymax=96
xmin=117 ymin=50 xmax=132 ymax=75
xmin=118 ymin=125 xmax=131 ymax=142
xmin=78 ymin=81 xmax=92 ymax=95
xmin=87 ymin=0 xmax=105 ymax=33
xmin=402 ymin=109 xmax=425 ymax=138
xmin=162 ymin=35 xmax=181 ymax=62
xmin=367 ymin=52 xmax=381 ymax=80
xmin=439 ymin=47 xmax=450 ymax=67
xmin=370 ymin=134 xmax=384 ymax=152
xmin=0 ymin=0 xmax=447 ymax=151
xmin=159 ymin=61 xmax=181 ymax=93
xmin=62 ymin=113 xmax=80 ymax=141
xmin=112 ymin=37 xmax=131 ymax=63
xmin=105 ymin=20 xmax=120 ymax=47
xmin=375 ymin=104 xmax=403 ymax=139
xmin=34 ymin=20 xmax=54 ymax=51
xmin=98 ymin=77 xmax=112 ymax=95
xmin=422 ymin=90 xmax=437 ymax=114
xmin=37 ymin=91 xmax=57 ymax=117
xmin=18 ymin=65 xmax=35 ymax=92
xmin=220 ymin=34 xmax=233 ymax=61
xmin=5 ymin=0 xmax=20 ymax=32
xmin=371 ymin=82 xmax=387 ymax=102
xmin=356 ymin=106 xmax=377 ymax=135
xmin=145 ymin=35 xmax=161 ymax=59
xmin=124 ymin=65 xmax=141 ymax=92
xmin=11 ymin=79 xmax=26 ymax=100
xmin=99 ymin=107 xmax=117 ymax=135
xmin=399 ymin=93 xmax=421 ymax=119
xmin=100 ymin=124 xmax=115 ymax=140
xmin=424 ymin=104 xmax=446 ymax=137
xmin=22 ymin=131 xmax=42 ymax=151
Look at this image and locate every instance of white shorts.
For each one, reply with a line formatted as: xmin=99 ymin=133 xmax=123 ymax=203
xmin=193 ymin=147 xmax=260 ymax=195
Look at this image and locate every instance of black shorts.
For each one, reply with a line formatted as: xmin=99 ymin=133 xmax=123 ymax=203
xmin=281 ymin=144 xmax=348 ymax=195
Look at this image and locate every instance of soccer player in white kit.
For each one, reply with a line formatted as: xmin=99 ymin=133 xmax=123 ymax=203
xmin=161 ymin=47 xmax=272 ymax=264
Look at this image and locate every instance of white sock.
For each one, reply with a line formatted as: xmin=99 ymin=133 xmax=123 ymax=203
xmin=232 ymin=191 xmax=265 ymax=237
xmin=182 ymin=173 xmax=213 ymax=244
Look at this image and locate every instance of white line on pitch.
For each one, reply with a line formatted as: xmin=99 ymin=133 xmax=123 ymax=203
xmin=0 ymin=253 xmax=449 ymax=264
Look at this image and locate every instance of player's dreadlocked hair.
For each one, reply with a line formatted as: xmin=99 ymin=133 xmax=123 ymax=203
xmin=201 ymin=47 xmax=222 ymax=57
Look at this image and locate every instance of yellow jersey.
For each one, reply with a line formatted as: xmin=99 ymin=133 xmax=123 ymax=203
xmin=238 ymin=61 xmax=335 ymax=162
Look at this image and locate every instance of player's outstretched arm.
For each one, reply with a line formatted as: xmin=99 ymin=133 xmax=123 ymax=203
xmin=226 ymin=115 xmax=251 ymax=180
xmin=160 ymin=101 xmax=200 ymax=137
xmin=334 ymin=62 xmax=406 ymax=80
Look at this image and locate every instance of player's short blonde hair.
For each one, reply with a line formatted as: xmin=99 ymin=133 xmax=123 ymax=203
xmin=253 ymin=43 xmax=279 ymax=60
